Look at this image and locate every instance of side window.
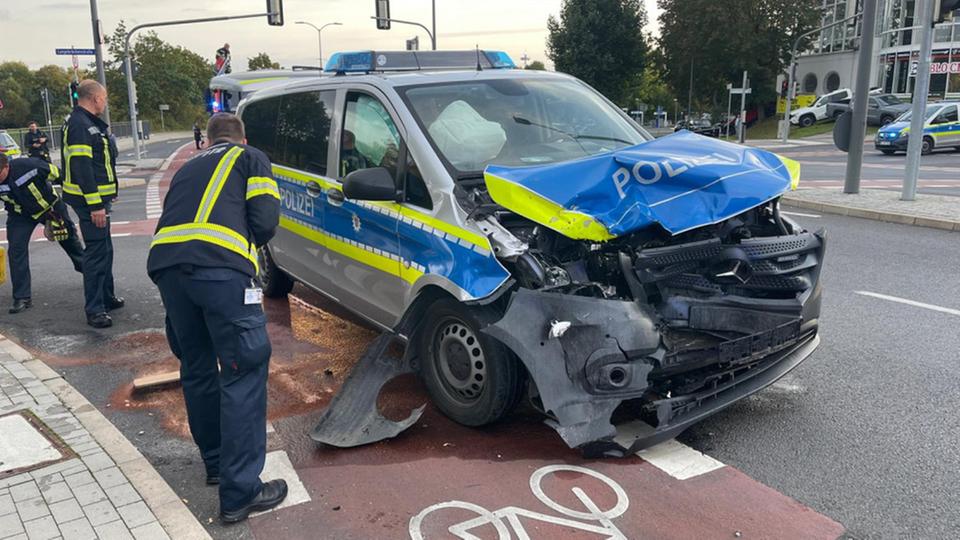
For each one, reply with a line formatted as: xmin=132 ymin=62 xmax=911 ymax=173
xmin=340 ymin=93 xmax=401 ymax=179
xmin=943 ymin=106 xmax=959 ymax=123
xmin=275 ymin=90 xmax=334 ymax=175
xmin=241 ymin=97 xmax=280 ymax=160
xmin=403 ymin=152 xmax=432 ymax=209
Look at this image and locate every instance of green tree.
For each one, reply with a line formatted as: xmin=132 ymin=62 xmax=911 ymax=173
xmin=0 ymin=62 xmax=35 ymax=128
xmin=547 ymin=0 xmax=649 ymax=104
xmin=525 ymin=60 xmax=547 ymax=71
xmin=103 ymin=22 xmax=211 ymax=130
xmin=30 ymin=65 xmax=74 ymax=122
xmin=657 ymin=0 xmax=820 ymax=114
xmin=248 ymin=53 xmax=280 ymax=71
xmin=624 ymin=62 xmax=675 ymax=119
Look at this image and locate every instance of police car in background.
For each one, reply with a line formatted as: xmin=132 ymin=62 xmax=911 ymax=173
xmin=239 ymin=50 xmax=825 ymax=456
xmin=0 ymin=131 xmax=22 ymax=159
xmin=875 ymin=101 xmax=960 ymax=155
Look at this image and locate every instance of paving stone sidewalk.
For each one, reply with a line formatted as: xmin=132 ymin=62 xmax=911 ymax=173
xmin=0 ymin=336 xmax=208 ymax=540
xmin=783 ymin=187 xmax=960 ymax=231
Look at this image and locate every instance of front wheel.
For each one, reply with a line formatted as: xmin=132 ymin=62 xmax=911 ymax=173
xmin=922 ymin=137 xmax=934 ymax=155
xmin=257 ymin=245 xmax=294 ymax=298
xmin=418 ymin=299 xmax=524 ymax=427
xmin=799 ymin=115 xmax=816 ymax=128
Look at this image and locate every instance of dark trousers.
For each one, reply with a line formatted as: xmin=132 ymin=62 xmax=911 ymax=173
xmin=72 ymin=202 xmax=115 ymax=315
xmin=156 ymin=266 xmax=271 ymax=512
xmin=194 ymin=138 xmax=202 ymax=149
xmin=6 ymin=201 xmax=84 ymax=300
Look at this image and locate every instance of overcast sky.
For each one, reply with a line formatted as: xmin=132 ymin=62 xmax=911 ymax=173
xmin=1 ymin=0 xmax=661 ymax=71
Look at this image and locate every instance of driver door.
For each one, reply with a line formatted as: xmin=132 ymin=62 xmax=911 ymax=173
xmin=933 ymin=104 xmax=959 ymax=145
xmin=320 ymin=89 xmax=405 ymax=328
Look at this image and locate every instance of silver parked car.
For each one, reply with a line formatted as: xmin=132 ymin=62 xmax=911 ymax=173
xmin=238 ymin=50 xmax=825 ymax=456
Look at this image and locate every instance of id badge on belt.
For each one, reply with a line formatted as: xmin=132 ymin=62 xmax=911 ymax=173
xmin=244 ymin=279 xmax=263 ymax=305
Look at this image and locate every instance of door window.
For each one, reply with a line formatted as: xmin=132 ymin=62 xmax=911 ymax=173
xmin=276 ymin=90 xmax=335 ymax=175
xmin=940 ymin=105 xmax=959 ymax=123
xmin=340 ymin=93 xmax=401 ymax=179
xmin=241 ymin=97 xmax=280 ymax=159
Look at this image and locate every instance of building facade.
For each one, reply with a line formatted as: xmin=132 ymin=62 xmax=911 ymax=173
xmin=795 ymin=0 xmax=960 ymax=99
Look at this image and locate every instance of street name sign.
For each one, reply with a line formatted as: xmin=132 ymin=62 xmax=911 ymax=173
xmin=55 ymin=48 xmax=96 ymax=56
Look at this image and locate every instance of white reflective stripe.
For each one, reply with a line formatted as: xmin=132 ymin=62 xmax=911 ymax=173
xmin=246 ymin=176 xmax=279 ymax=199
xmin=195 ymin=146 xmax=244 ymax=223
xmin=14 ymin=169 xmax=38 ymax=187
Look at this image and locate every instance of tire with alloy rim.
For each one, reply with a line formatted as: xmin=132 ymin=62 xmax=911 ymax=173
xmin=922 ymin=136 xmax=934 ymax=155
xmin=418 ymin=298 xmax=524 ymax=427
xmin=799 ymin=114 xmax=816 ymax=128
xmin=258 ymin=245 xmax=294 ymax=298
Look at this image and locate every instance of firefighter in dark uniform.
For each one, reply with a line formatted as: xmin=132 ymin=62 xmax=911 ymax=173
xmin=147 ymin=113 xmax=286 ymax=523
xmin=24 ymin=122 xmax=51 ymax=162
xmin=0 ymin=153 xmax=83 ymax=313
xmin=61 ymin=80 xmax=123 ymax=328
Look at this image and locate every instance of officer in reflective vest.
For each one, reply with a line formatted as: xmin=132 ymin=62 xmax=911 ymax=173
xmin=0 ymin=153 xmax=83 ymax=313
xmin=146 ymin=113 xmax=285 ymax=523
xmin=61 ymin=80 xmax=123 ymax=328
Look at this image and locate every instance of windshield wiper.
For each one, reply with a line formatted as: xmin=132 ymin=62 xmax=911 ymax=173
xmin=513 ymin=115 xmax=633 ymax=147
xmin=573 ymin=134 xmax=634 ymax=145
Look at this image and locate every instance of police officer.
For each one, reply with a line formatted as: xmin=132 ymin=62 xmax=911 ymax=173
xmin=0 ymin=153 xmax=83 ymax=313
xmin=61 ymin=80 xmax=123 ymax=328
xmin=147 ymin=113 xmax=285 ymax=523
xmin=24 ymin=122 xmax=51 ymax=162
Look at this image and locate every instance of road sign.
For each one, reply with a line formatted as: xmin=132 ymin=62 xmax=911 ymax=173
xmin=72 ymin=55 xmax=79 ymax=70
xmin=55 ymin=48 xmax=96 ymax=55
xmin=159 ymin=104 xmax=170 ymax=111
xmin=730 ymin=88 xmax=752 ymax=95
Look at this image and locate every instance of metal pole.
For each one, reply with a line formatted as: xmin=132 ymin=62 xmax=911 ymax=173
xmin=902 ymin=0 xmax=935 ymax=201
xmin=432 ymin=0 xmax=437 ymax=50
xmin=371 ymin=17 xmax=435 ymax=49
xmin=738 ymin=70 xmax=748 ymax=144
xmin=843 ymin=0 xmax=878 ymax=194
xmin=89 ymin=0 xmax=110 ymax=125
xmin=318 ymin=32 xmax=323 ymax=67
xmin=726 ymin=86 xmax=733 ymax=139
xmin=687 ymin=57 xmax=694 ymax=119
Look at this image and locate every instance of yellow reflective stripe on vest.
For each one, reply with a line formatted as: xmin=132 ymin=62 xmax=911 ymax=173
xmin=246 ymin=176 xmax=280 ymax=200
xmin=64 ymin=144 xmax=93 ymax=157
xmin=195 ymin=146 xmax=244 ymax=223
xmin=48 ymin=164 xmax=61 ymax=181
xmin=102 ymin=137 xmax=115 ymax=185
xmin=151 ymin=223 xmax=258 ymax=273
xmin=27 ymin=184 xmax=51 ymax=219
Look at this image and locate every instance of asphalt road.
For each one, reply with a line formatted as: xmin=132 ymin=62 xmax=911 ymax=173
xmin=771 ymin=137 xmax=960 ymax=197
xmin=0 ymin=137 xmax=958 ymax=538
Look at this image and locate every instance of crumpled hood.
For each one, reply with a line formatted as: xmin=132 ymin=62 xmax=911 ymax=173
xmin=483 ymin=131 xmax=800 ymax=240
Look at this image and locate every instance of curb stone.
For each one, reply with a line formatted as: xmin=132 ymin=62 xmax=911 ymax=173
xmin=781 ymin=196 xmax=960 ymax=232
xmin=0 ymin=335 xmax=211 ymax=540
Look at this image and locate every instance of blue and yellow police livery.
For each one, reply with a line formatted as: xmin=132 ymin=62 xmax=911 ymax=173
xmin=875 ymin=101 xmax=960 ymax=155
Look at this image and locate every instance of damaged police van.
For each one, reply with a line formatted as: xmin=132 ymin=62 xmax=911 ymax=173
xmin=239 ymin=50 xmax=825 ymax=457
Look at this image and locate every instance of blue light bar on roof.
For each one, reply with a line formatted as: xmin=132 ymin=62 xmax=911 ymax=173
xmin=323 ymin=50 xmax=517 ymax=73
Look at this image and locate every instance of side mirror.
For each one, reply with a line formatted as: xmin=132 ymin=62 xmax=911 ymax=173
xmin=343 ymin=167 xmax=399 ymax=201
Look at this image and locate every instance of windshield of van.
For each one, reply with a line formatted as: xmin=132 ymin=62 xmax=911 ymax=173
xmin=896 ymin=105 xmax=942 ymax=123
xmin=876 ymin=94 xmax=902 ymax=106
xmin=0 ymin=133 xmax=15 ymax=147
xmin=399 ymin=78 xmax=650 ymax=175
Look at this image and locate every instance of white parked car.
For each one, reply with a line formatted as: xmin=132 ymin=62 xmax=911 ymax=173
xmin=790 ymin=88 xmax=852 ymax=127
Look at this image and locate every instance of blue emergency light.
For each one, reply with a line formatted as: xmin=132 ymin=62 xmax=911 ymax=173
xmin=324 ymin=50 xmax=517 ymax=74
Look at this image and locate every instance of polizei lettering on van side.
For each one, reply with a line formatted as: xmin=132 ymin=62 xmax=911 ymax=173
xmin=279 ymin=186 xmax=314 ymax=217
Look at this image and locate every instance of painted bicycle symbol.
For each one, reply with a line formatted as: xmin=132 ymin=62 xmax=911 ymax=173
xmin=409 ymin=464 xmax=629 ymax=539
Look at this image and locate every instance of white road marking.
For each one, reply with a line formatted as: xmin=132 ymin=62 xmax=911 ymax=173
xmin=636 ymin=439 xmax=726 ymax=480
xmin=251 ymin=450 xmax=311 ymax=516
xmin=145 ymin=172 xmax=163 ymax=219
xmin=781 ymin=210 xmax=821 ymax=218
xmin=855 ymin=291 xmax=960 ymax=317
xmin=111 ymin=233 xmax=131 ymax=238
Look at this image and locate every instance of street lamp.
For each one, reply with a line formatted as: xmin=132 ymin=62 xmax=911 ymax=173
xmin=673 ymin=98 xmax=678 ymax=125
xmin=295 ymin=21 xmax=342 ymax=68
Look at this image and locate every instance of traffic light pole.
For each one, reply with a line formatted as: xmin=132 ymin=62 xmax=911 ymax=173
xmin=123 ymin=11 xmax=277 ymax=160
xmin=89 ymin=0 xmax=110 ymax=125
xmin=843 ymin=0 xmax=878 ymax=194
xmin=902 ymin=0 xmax=936 ymax=201
xmin=371 ymin=17 xmax=436 ymax=49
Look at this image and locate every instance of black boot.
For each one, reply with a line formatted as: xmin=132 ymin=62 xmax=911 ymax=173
xmin=9 ymin=299 xmax=32 ymax=314
xmin=220 ymin=479 xmax=288 ymax=523
xmin=87 ymin=312 xmax=113 ymax=328
xmin=105 ymin=296 xmax=125 ymax=311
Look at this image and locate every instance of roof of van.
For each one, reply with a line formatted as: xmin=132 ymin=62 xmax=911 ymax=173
xmin=209 ymin=69 xmax=326 ymax=93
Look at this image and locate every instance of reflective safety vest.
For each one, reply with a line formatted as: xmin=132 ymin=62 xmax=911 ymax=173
xmin=60 ymin=106 xmax=117 ymax=210
xmin=146 ymin=142 xmax=280 ymax=280
xmin=0 ymin=157 xmax=62 ymax=220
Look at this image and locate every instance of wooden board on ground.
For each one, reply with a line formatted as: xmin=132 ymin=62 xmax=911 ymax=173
xmin=133 ymin=370 xmax=181 ymax=393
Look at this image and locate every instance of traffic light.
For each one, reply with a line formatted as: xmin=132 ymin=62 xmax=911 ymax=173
xmin=266 ymin=0 xmax=284 ymax=26
xmin=934 ymin=0 xmax=960 ymax=23
xmin=780 ymin=80 xmax=789 ymax=98
xmin=375 ymin=0 xmax=391 ymax=30
xmin=69 ymin=81 xmax=79 ymax=107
